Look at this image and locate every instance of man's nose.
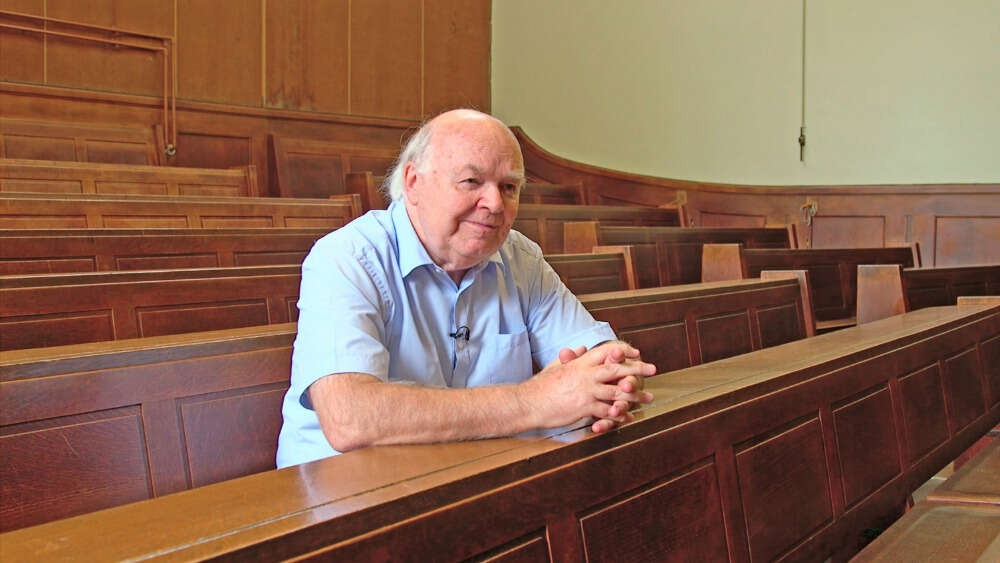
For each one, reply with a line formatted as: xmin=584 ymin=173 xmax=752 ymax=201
xmin=479 ymin=184 xmax=505 ymax=213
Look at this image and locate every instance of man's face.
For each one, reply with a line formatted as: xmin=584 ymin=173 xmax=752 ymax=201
xmin=403 ymin=117 xmax=524 ymax=281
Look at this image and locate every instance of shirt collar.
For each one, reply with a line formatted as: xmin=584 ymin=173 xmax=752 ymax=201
xmin=391 ymin=199 xmax=504 ymax=279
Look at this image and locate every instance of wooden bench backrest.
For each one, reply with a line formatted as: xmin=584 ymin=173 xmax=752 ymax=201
xmin=546 ymin=251 xmax=636 ymax=293
xmin=269 ymin=134 xmax=397 ymax=202
xmin=0 ymin=228 xmax=327 ymax=274
xmin=520 ymin=182 xmax=585 ymax=205
xmin=0 ymin=192 xmax=361 ymax=229
xmin=518 ymin=205 xmax=682 ymax=254
xmin=0 ymin=158 xmax=260 ymax=197
xmin=1 ymin=276 xmax=814 ymax=527
xmin=704 ymin=244 xmax=918 ymax=325
xmin=1 ymin=265 xmax=302 ymax=350
xmin=2 ymin=304 xmax=998 ymax=559
xmin=857 ymin=264 xmax=1000 ymax=325
xmin=344 ymin=171 xmax=387 ymax=211
xmin=0 ymin=117 xmax=159 ymax=165
xmin=566 ymin=223 xmax=792 ymax=287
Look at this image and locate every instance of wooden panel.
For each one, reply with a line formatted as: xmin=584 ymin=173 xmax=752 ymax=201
xmin=0 ymin=118 xmax=158 ymax=164
xmin=983 ymin=334 xmax=1000 ymax=407
xmin=0 ymin=407 xmax=150 ymax=531
xmin=0 ymin=256 xmax=96 ymax=275
xmin=941 ymin=347 xmax=987 ymax=434
xmin=619 ymin=321 xmax=690 ymax=374
xmin=265 ymin=0 xmax=349 ymax=113
xmin=136 ymin=300 xmax=271 ymax=337
xmin=350 ymin=0 xmax=421 ymax=119
xmin=180 ymin=384 xmax=286 ymax=487
xmin=177 ymin=0 xmax=262 ymax=105
xmin=117 ymin=253 xmax=219 ymax=270
xmin=755 ymin=302 xmax=803 ymax=348
xmin=735 ymin=417 xmax=833 ymax=563
xmin=0 ymin=2 xmax=45 ymax=83
xmin=696 ymin=311 xmax=752 ymax=363
xmin=45 ymin=0 xmax=171 ymax=96
xmin=579 ymin=462 xmax=728 ymax=562
xmin=269 ymin=135 xmax=400 ymax=202
xmin=832 ymin=386 xmax=900 ymax=508
xmin=172 ymin=132 xmax=253 ymax=169
xmin=699 ymin=211 xmax=766 ymax=227
xmin=898 ymin=363 xmax=949 ymax=463
xmin=935 ymin=216 xmax=1000 ymax=266
xmin=422 ymin=0 xmax=491 ymax=115
xmin=0 ymin=310 xmax=114 ymax=351
xmin=811 ymin=216 xmax=885 ymax=248
xmin=477 ymin=535 xmax=549 ymax=562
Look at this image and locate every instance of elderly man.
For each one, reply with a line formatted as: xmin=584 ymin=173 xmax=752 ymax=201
xmin=277 ymin=109 xmax=655 ymax=468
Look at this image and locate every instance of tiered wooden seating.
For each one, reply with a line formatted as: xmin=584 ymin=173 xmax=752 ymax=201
xmin=702 ymin=244 xmax=918 ymax=331
xmin=2 ymin=303 xmax=997 ymax=559
xmin=0 ymin=275 xmax=816 ymax=529
xmin=579 ymin=276 xmax=814 ymax=372
xmin=268 ymin=134 xmax=397 ymax=204
xmin=564 ymin=223 xmax=792 ymax=287
xmin=0 ymin=117 xmax=159 ymax=165
xmin=0 ymin=158 xmax=260 ymax=197
xmin=516 ymin=204 xmax=683 ymax=254
xmin=0 ymin=192 xmax=361 ymax=229
xmin=0 ymin=265 xmax=302 ymax=351
xmin=344 ymin=171 xmax=386 ymax=211
xmin=520 ymin=181 xmax=585 ymax=204
xmin=857 ymin=263 xmax=1000 ymax=324
xmin=0 ymin=228 xmax=326 ymax=274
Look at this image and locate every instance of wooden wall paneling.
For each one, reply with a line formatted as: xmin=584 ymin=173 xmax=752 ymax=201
xmin=811 ymin=215 xmax=886 ymax=248
xmin=422 ymin=0 xmax=491 ymax=116
xmin=176 ymin=0 xmax=261 ymax=106
xmin=934 ymin=215 xmax=1000 ymax=267
xmin=265 ymin=0 xmax=349 ymax=114
xmin=0 ymin=1 xmax=44 ymax=83
xmin=350 ymin=0 xmax=421 ymax=119
xmin=43 ymin=0 xmax=171 ymax=97
xmin=0 ymin=117 xmax=159 ymax=164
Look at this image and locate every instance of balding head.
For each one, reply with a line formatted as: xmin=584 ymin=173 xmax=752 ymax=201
xmin=383 ymin=109 xmax=523 ymax=202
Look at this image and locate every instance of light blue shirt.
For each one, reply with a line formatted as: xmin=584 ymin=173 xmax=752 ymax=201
xmin=276 ymin=200 xmax=615 ymax=467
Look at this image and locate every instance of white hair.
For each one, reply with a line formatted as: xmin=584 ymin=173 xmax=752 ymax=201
xmin=382 ymin=122 xmax=434 ymax=202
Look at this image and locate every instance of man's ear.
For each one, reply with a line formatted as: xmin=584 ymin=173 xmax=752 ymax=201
xmin=402 ymin=162 xmax=419 ymax=205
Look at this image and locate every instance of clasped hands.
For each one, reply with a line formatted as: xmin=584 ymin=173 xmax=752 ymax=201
xmin=523 ymin=341 xmax=656 ymax=434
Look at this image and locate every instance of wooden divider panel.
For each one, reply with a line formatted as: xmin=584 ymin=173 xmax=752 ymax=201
xmin=269 ymin=134 xmax=398 ymax=201
xmin=0 ymin=266 xmax=302 ymax=350
xmin=0 ymin=159 xmax=259 ymax=197
xmin=0 ymin=228 xmax=327 ymax=274
xmin=566 ymin=224 xmax=791 ymax=287
xmin=0 ymin=192 xmax=361 ymax=230
xmin=2 ymin=304 xmax=997 ymax=559
xmin=520 ymin=182 xmax=585 ymax=205
xmin=0 ymin=118 xmax=159 ymax=165
xmin=517 ymin=205 xmax=682 ymax=255
xmin=545 ymin=251 xmax=635 ymax=293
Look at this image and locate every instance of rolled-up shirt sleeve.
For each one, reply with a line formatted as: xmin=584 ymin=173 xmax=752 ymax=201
xmin=292 ymin=238 xmax=392 ymax=410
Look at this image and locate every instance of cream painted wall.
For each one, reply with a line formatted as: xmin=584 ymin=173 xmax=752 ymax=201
xmin=491 ymin=0 xmax=1000 ymax=185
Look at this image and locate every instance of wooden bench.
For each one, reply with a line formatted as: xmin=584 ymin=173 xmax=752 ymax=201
xmin=851 ymin=502 xmax=1000 ymax=562
xmin=269 ymin=134 xmax=398 ymax=203
xmin=579 ymin=276 xmax=814 ymax=372
xmin=564 ymin=223 xmax=793 ymax=287
xmin=546 ymin=251 xmax=637 ymax=293
xmin=857 ymin=263 xmax=1000 ymax=324
xmin=0 ymin=275 xmax=814 ymax=527
xmin=0 ymin=117 xmax=159 ymax=165
xmin=0 ymin=191 xmax=361 ymax=229
xmin=0 ymin=158 xmax=260 ymax=197
xmin=927 ymin=439 xmax=1000 ymax=506
xmin=0 ymin=228 xmax=327 ymax=274
xmin=1 ymin=265 xmax=302 ymax=351
xmin=2 ymin=303 xmax=997 ymax=559
xmin=702 ymin=244 xmax=919 ymax=331
xmin=516 ymin=204 xmax=683 ymax=254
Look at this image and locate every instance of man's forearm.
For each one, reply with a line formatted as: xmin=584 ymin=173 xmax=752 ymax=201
xmin=309 ymin=373 xmax=541 ymax=452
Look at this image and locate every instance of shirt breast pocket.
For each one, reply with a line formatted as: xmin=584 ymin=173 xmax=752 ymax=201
xmin=489 ymin=329 xmax=533 ymax=385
